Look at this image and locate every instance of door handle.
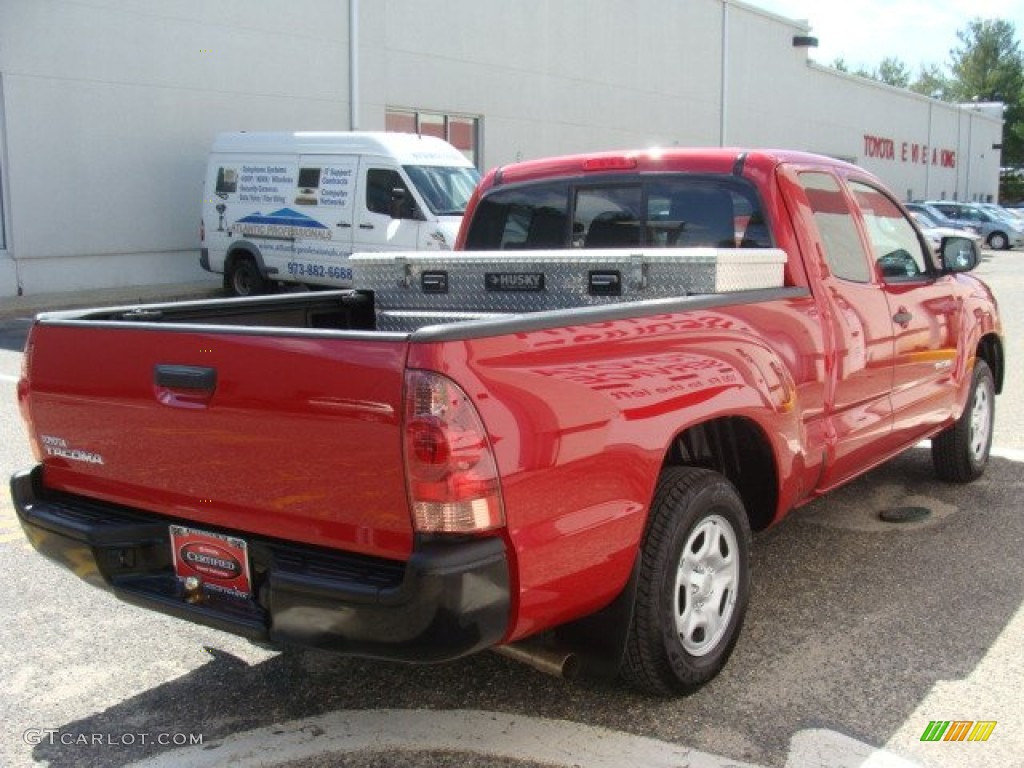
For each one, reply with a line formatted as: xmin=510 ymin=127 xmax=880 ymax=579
xmin=359 ymin=223 xmax=375 ymax=230
xmin=893 ymin=308 xmax=913 ymax=327
xmin=337 ymin=222 xmax=352 ymax=229
xmin=154 ymin=365 xmax=217 ymax=408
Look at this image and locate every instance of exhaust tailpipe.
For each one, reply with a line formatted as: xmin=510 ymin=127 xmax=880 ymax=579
xmin=493 ymin=643 xmax=581 ymax=680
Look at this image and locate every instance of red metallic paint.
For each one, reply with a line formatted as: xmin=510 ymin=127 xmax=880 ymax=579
xmin=19 ymin=147 xmax=1004 ymax=647
xmin=25 ymin=324 xmax=415 ymax=560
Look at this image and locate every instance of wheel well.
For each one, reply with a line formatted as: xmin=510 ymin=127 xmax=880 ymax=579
xmin=226 ymin=248 xmax=259 ymax=272
xmin=977 ymin=333 xmax=1004 ymax=395
xmin=663 ymin=417 xmax=778 ymax=531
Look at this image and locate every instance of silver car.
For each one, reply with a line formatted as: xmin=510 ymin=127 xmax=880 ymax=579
xmin=925 ymin=201 xmax=1024 ymax=250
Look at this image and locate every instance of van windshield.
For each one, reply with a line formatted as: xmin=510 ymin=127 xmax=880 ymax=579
xmin=404 ymin=165 xmax=481 ymax=216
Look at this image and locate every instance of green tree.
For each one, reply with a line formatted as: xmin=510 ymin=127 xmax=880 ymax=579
xmin=948 ymin=18 xmax=1024 ymax=165
xmin=876 ymin=57 xmax=912 ymax=88
xmin=910 ymin=64 xmax=951 ymax=100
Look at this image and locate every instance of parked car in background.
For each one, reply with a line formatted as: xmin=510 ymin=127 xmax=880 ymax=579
xmin=905 ymin=202 xmax=983 ymax=238
xmin=924 ymin=200 xmax=1024 ymax=250
xmin=910 ymin=210 xmax=984 ymax=256
xmin=978 ymin=202 xmax=1024 ymax=223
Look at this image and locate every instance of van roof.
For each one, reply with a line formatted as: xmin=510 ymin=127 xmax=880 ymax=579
xmin=210 ymin=131 xmax=473 ymax=167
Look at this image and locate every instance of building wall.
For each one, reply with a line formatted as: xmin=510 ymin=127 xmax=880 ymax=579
xmin=0 ymin=0 xmax=354 ymax=297
xmin=0 ymin=0 xmax=1005 ymax=299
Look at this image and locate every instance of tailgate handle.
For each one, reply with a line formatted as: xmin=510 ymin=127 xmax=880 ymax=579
xmin=155 ymin=365 xmax=217 ymax=390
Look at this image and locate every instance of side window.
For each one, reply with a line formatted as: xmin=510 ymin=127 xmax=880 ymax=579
xmin=366 ymin=168 xmax=414 ymax=218
xmin=295 ymin=167 xmax=321 ymax=206
xmin=463 ymin=182 xmax=569 ymax=250
xmin=215 ymin=167 xmax=238 ymax=197
xmin=850 ymin=181 xmax=932 ymax=279
xmin=573 ymin=186 xmax=643 ymax=247
xmin=798 ymin=172 xmax=872 ymax=283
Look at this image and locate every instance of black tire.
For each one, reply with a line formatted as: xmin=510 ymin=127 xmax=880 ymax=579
xmin=622 ymin=467 xmax=751 ymax=696
xmin=225 ymin=256 xmax=269 ymax=297
xmin=987 ymin=231 xmax=1009 ymax=251
xmin=932 ymin=360 xmax=995 ymax=483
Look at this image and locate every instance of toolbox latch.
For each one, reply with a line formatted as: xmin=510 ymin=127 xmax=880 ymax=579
xmin=588 ymin=270 xmax=622 ymax=296
xmin=421 ymin=271 xmax=449 ymax=294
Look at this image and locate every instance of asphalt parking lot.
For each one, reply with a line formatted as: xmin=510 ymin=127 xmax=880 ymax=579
xmin=1 ymin=251 xmax=1022 ymax=768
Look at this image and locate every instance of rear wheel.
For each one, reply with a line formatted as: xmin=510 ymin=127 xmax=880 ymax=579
xmin=987 ymin=231 xmax=1009 ymax=251
xmin=225 ymin=255 xmax=269 ymax=297
xmin=932 ymin=360 xmax=995 ymax=482
xmin=622 ymin=467 xmax=751 ymax=695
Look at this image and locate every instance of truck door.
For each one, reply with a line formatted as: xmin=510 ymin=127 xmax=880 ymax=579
xmin=286 ymin=155 xmax=358 ymax=285
xmin=353 ymin=162 xmax=422 ymax=253
xmin=793 ymin=170 xmax=897 ymax=490
xmin=847 ymin=179 xmax=961 ymax=442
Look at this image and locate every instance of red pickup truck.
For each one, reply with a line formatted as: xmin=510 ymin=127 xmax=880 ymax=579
xmin=12 ymin=149 xmax=1002 ymax=695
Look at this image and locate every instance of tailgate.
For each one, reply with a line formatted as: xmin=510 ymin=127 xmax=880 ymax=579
xmin=21 ymin=322 xmax=414 ymax=560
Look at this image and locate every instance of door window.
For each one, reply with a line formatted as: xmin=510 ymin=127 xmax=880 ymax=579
xmin=798 ymin=172 xmax=872 ymax=283
xmin=849 ymin=181 xmax=933 ymax=280
xmin=366 ymin=169 xmax=415 ymax=219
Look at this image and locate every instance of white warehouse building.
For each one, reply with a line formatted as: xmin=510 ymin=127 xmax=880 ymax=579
xmin=0 ymin=0 xmax=1005 ymax=299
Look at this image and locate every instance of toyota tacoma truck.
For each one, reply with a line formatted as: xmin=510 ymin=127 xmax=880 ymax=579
xmin=12 ymin=149 xmax=1002 ymax=695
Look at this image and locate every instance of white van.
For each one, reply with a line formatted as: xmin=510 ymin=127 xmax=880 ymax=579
xmin=200 ymin=132 xmax=481 ymax=295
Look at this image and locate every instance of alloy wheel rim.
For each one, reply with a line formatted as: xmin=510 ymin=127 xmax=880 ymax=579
xmin=970 ymin=379 xmax=993 ymax=462
xmin=673 ymin=514 xmax=739 ymax=657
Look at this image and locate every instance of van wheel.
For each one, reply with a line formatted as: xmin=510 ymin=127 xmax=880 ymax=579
xmin=932 ymin=360 xmax=995 ymax=482
xmin=622 ymin=467 xmax=751 ymax=695
xmin=987 ymin=231 xmax=1009 ymax=251
xmin=225 ymin=256 xmax=268 ymax=297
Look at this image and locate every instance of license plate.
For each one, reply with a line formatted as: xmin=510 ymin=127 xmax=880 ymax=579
xmin=170 ymin=525 xmax=252 ymax=597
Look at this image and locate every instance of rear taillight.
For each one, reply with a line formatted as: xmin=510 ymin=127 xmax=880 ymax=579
xmin=403 ymin=370 xmax=505 ymax=534
xmin=18 ymin=336 xmax=42 ymax=462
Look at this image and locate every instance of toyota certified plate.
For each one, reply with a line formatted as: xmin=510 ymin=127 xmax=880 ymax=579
xmin=170 ymin=525 xmax=252 ymax=597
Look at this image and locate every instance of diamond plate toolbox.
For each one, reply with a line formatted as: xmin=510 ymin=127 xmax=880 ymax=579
xmin=351 ymin=248 xmax=786 ymax=331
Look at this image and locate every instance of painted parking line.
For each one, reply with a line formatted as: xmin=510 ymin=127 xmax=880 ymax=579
xmin=1 ymin=497 xmax=23 ymax=544
xmin=125 ymin=708 xmax=762 ymax=768
xmin=126 ymin=708 xmax=924 ymax=768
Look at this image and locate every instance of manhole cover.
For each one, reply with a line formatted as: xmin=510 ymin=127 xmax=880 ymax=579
xmin=879 ymin=506 xmax=931 ymax=523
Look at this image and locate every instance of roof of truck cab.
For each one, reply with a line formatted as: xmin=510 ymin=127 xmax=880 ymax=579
xmin=488 ymin=148 xmax=862 ymax=186
xmin=209 ymin=131 xmax=473 ymax=167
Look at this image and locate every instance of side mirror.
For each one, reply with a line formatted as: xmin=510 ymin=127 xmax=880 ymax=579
xmin=940 ymin=236 xmax=980 ymax=273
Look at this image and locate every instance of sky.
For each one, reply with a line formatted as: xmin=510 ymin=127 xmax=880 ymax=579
xmin=750 ymin=0 xmax=1024 ymax=74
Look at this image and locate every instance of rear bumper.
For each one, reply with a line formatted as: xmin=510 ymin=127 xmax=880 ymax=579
xmin=11 ymin=466 xmax=510 ymax=662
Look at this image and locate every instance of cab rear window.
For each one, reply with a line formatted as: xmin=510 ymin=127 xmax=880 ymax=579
xmin=464 ymin=176 xmax=770 ymax=250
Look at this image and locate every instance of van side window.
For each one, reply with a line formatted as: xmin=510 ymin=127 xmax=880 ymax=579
xmin=295 ymin=167 xmax=321 ymax=206
xmin=850 ymin=181 xmax=932 ymax=279
xmin=366 ymin=169 xmax=414 ymax=218
xmin=215 ymin=167 xmax=238 ymax=197
xmin=798 ymin=172 xmax=873 ymax=283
